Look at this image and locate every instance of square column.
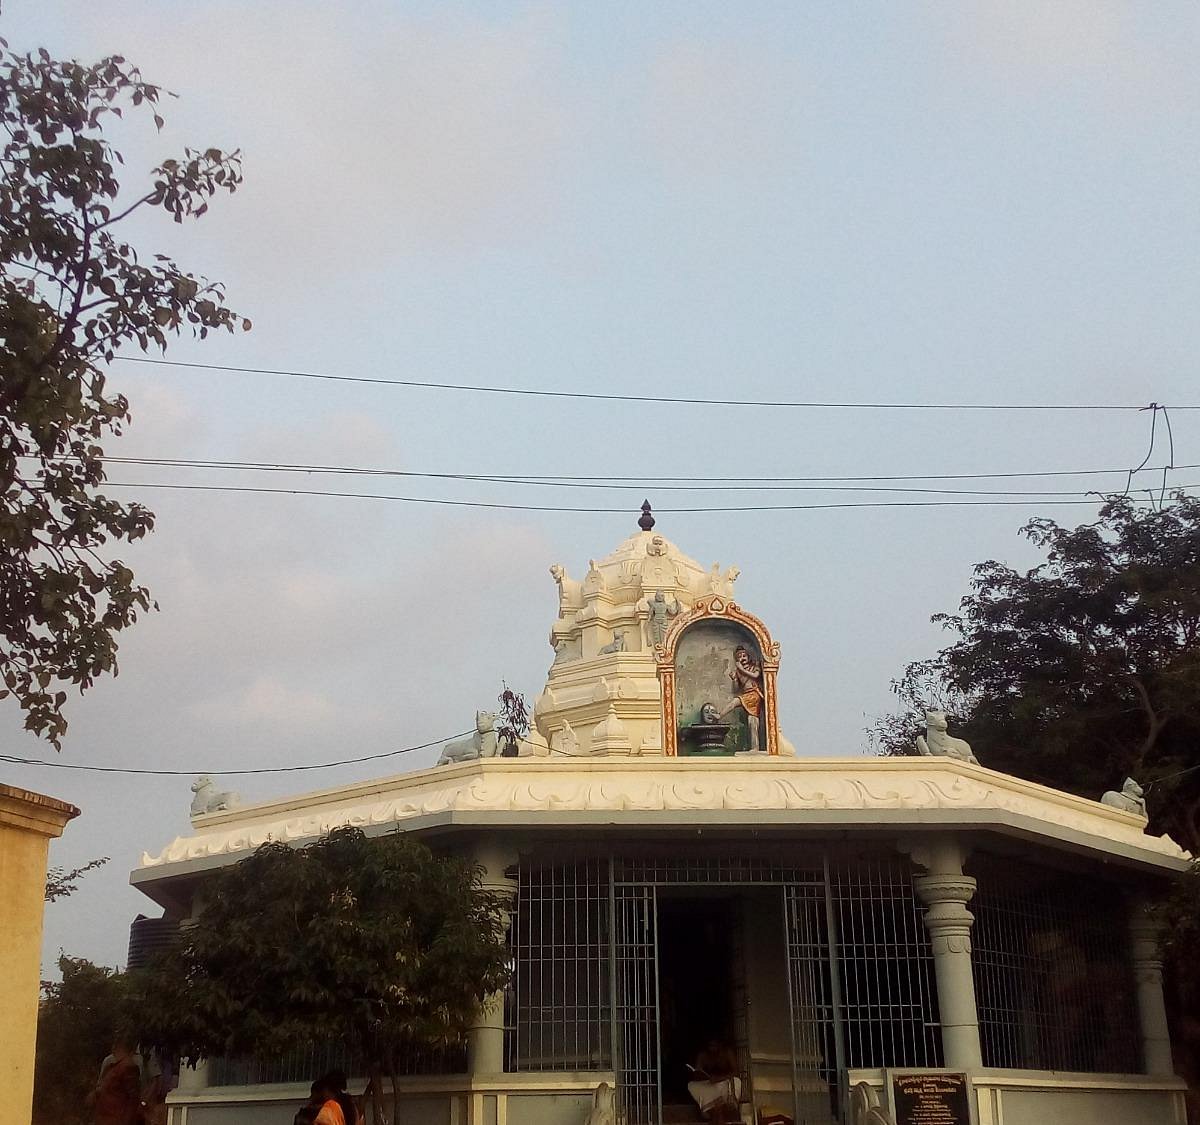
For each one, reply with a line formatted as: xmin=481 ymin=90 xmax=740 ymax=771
xmin=909 ymin=837 xmax=983 ymax=1070
xmin=0 ymin=784 xmax=79 ymax=1122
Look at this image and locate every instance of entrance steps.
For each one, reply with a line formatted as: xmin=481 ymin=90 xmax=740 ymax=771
xmin=662 ymin=1101 xmax=754 ymax=1124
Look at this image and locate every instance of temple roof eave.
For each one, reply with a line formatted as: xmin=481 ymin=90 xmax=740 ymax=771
xmin=131 ymin=758 xmax=1190 ymax=890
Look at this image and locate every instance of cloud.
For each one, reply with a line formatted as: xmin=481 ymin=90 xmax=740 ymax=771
xmin=930 ymin=0 xmax=1197 ymax=112
xmin=241 ymin=411 xmax=400 ymax=467
xmin=75 ymin=3 xmax=574 ymax=268
xmin=192 ymin=675 xmax=341 ymax=728
xmin=640 ymin=39 xmax=800 ymax=176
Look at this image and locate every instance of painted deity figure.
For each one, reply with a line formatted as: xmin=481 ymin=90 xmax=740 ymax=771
xmin=717 ymin=645 xmax=764 ymax=751
xmin=645 ymin=589 xmax=681 ymax=647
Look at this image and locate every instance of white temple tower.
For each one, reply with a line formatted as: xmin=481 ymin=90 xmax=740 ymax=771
xmin=534 ymin=505 xmax=788 ymax=759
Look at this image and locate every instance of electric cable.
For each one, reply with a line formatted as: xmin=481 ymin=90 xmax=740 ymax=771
xmin=96 ymin=479 xmax=1197 ymax=513
xmin=0 ymin=730 xmax=473 ymax=777
xmin=30 ymin=454 xmax=1200 ymax=496
xmin=112 ymin=356 xmax=1200 ymax=412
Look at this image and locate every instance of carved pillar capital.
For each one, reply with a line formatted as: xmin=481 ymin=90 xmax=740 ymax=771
xmin=1129 ymin=901 xmax=1165 ymax=956
xmin=913 ymin=871 xmax=978 ymax=955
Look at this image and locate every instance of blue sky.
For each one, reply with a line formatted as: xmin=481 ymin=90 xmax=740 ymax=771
xmin=4 ymin=1 xmax=1198 ymax=968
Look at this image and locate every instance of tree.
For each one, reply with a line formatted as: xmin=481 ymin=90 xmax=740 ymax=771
xmin=1 ymin=41 xmax=247 ymax=747
xmin=496 ymin=682 xmax=529 ymax=758
xmin=871 ymin=494 xmax=1200 ymax=854
xmin=33 ymin=955 xmax=131 ymax=1125
xmin=44 ymin=854 xmax=108 ymax=901
xmin=137 ymin=827 xmax=510 ymax=1125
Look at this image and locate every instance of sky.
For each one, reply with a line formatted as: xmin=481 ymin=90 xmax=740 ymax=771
xmin=3 ymin=1 xmax=1198 ymax=971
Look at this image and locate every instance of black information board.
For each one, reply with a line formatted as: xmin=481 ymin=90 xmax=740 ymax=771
xmin=892 ymin=1072 xmax=970 ymax=1125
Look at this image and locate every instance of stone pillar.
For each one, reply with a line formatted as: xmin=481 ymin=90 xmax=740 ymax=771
xmin=467 ymin=841 xmax=517 ymax=1077
xmin=0 ymin=784 xmax=79 ymax=1123
xmin=910 ymin=837 xmax=983 ymax=1069
xmin=1129 ymin=902 xmax=1174 ymax=1076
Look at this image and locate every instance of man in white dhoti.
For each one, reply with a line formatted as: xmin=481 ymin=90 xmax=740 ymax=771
xmin=687 ymin=1040 xmax=742 ymax=1123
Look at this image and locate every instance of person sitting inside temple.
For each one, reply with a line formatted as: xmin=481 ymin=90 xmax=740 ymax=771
xmin=687 ymin=1038 xmax=742 ymax=1123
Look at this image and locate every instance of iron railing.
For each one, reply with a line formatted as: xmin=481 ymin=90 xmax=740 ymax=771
xmin=971 ymin=856 xmax=1140 ymax=1073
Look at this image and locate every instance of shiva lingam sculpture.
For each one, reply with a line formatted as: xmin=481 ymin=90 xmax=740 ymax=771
xmin=682 ymin=702 xmax=731 ymax=754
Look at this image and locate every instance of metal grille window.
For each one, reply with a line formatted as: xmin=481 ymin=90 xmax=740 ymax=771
xmin=827 ymin=855 xmax=942 ymax=1071
xmin=615 ymin=852 xmax=820 ymax=886
xmin=508 ymin=856 xmax=612 ymax=1072
xmin=971 ymin=857 xmax=1140 ymax=1073
xmin=208 ymin=1038 xmax=465 ymax=1086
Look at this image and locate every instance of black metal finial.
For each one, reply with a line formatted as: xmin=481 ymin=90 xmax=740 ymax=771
xmin=638 ymin=500 xmax=655 ymax=531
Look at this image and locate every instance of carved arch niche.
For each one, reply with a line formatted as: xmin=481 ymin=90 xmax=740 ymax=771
xmin=654 ymin=595 xmax=781 ymax=756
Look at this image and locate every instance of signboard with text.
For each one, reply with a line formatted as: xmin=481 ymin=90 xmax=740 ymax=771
xmin=892 ymin=1072 xmax=971 ymax=1125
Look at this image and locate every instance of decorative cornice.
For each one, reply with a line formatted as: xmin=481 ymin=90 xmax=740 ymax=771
xmin=0 ymin=783 xmax=80 ymax=837
xmin=136 ymin=758 xmax=1191 ymax=875
xmin=655 ymin=595 xmax=780 ymax=668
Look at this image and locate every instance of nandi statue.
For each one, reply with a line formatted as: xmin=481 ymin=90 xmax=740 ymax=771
xmin=583 ymin=1081 xmax=616 ymax=1125
xmin=598 ymin=631 xmax=627 ymax=655
xmin=1101 ymin=776 xmax=1147 ymax=817
xmin=190 ymin=776 xmax=241 ymax=819
xmin=438 ymin=712 xmax=498 ymax=764
xmin=916 ymin=710 xmax=979 ymax=766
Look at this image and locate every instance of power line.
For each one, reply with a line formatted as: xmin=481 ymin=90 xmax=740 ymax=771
xmin=113 ymin=356 xmax=1200 ymax=412
xmin=0 ymin=729 xmax=473 ymax=777
xmin=30 ymin=454 xmax=1197 ymax=491
xmin=98 ymin=479 xmax=1195 ymax=513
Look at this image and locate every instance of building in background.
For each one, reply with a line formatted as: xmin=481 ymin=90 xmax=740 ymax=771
xmin=1 ymin=784 xmax=79 ymax=1123
xmin=133 ymin=515 xmax=1190 ymax=1125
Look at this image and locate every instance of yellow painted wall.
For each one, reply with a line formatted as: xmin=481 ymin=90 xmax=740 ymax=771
xmin=0 ymin=785 xmax=78 ymax=1124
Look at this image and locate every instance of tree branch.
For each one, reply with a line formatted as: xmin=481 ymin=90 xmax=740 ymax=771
xmin=96 ymin=189 xmax=156 ymax=230
xmin=1129 ymin=674 xmax=1169 ymax=770
xmin=38 ymin=212 xmax=93 ymax=372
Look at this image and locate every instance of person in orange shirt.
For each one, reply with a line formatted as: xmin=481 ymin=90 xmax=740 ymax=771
xmin=322 ymin=1070 xmax=363 ymax=1125
xmin=312 ymin=1077 xmax=346 ymax=1125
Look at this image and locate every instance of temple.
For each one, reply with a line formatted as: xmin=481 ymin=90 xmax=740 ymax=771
xmin=133 ymin=514 xmax=1191 ymax=1125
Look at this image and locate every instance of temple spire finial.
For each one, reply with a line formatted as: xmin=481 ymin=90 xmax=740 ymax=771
xmin=638 ymin=500 xmax=655 ymax=532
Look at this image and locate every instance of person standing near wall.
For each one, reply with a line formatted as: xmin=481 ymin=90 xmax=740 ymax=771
xmin=91 ymin=1037 xmax=144 ymax=1125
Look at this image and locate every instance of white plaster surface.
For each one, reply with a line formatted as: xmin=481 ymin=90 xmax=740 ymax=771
xmin=138 ymin=756 xmax=1189 ymax=879
xmin=538 ymin=529 xmax=744 ymax=758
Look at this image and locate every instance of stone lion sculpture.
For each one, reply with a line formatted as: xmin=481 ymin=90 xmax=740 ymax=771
xmin=916 ymin=710 xmax=979 ymax=766
xmin=1101 ymin=776 xmax=1147 ymax=817
xmin=583 ymin=1081 xmax=616 ymax=1125
xmin=190 ymin=776 xmax=241 ymax=818
xmin=549 ymin=563 xmax=583 ymax=613
xmin=438 ymin=711 xmax=498 ymax=764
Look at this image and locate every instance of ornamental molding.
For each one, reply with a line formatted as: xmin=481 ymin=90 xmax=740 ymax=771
xmin=138 ymin=759 xmax=1190 ymax=873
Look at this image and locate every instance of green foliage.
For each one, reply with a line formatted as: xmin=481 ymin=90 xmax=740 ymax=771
xmin=34 ymin=955 xmax=131 ymax=1125
xmin=137 ymin=828 xmax=511 ymax=1122
xmin=44 ymin=854 xmax=108 ymax=901
xmin=872 ymin=494 xmax=1200 ymax=853
xmin=1162 ymin=861 xmax=1200 ymax=1012
xmin=0 ymin=41 xmax=247 ymax=747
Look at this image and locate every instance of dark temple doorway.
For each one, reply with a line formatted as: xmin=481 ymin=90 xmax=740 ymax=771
xmin=656 ymin=894 xmax=739 ymax=1116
